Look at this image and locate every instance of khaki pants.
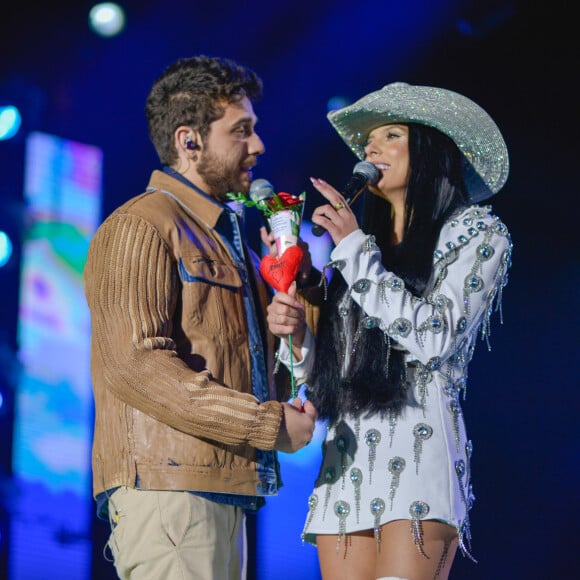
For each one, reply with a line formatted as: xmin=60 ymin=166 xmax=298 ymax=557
xmin=106 ymin=487 xmax=247 ymax=580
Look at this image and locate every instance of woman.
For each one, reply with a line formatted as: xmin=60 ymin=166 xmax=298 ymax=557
xmin=267 ymin=82 xmax=512 ymax=580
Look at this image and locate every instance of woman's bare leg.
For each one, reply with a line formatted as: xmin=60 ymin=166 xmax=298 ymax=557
xmin=316 ymin=520 xmax=458 ymax=580
xmin=317 ymin=529 xmax=377 ymax=580
xmin=375 ymin=520 xmax=458 ymax=580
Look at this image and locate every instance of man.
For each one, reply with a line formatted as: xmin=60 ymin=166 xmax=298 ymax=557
xmin=83 ymin=55 xmax=317 ymax=580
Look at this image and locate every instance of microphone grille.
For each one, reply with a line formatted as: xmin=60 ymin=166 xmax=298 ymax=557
xmin=249 ymin=178 xmax=275 ymax=202
xmin=353 ymin=161 xmax=380 ymax=185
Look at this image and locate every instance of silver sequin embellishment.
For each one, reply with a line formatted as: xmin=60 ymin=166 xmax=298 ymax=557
xmin=426 ymin=314 xmax=445 ymax=333
xmin=447 ymin=400 xmax=462 ymax=451
xmin=455 ymin=459 xmax=474 ymax=558
xmin=426 ymin=356 xmax=442 ymax=370
xmin=464 ymin=274 xmax=483 ymax=293
xmin=465 ymin=440 xmax=473 ymax=492
xmin=301 ymin=494 xmax=318 ymax=542
xmin=364 ymin=428 xmax=381 ymax=484
xmin=413 ymin=423 xmax=433 ymax=473
xmin=386 ymin=276 xmax=404 ymax=291
xmin=361 ymin=316 xmax=380 ymax=329
xmin=388 ymin=410 xmax=397 ymax=447
xmin=388 ymin=456 xmax=406 ymax=509
xmin=334 ymin=500 xmax=351 ymax=554
xmin=477 ymin=243 xmax=494 ymax=261
xmin=389 ymin=318 xmax=412 ymax=338
xmin=409 ymin=500 xmax=430 ymax=557
xmin=363 ymin=234 xmax=376 ymax=252
xmin=370 ymin=498 xmax=386 ymax=551
xmin=433 ymin=294 xmax=449 ymax=311
xmin=352 ymin=279 xmax=371 ymax=294
xmin=350 ymin=467 xmax=363 ymax=523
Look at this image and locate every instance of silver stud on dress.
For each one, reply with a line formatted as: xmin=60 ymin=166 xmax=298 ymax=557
xmin=409 ymin=500 xmax=430 ymax=558
xmin=334 ymin=500 xmax=351 ymax=554
xmin=364 ymin=429 xmax=381 ymax=484
xmin=413 ymin=423 xmax=433 ymax=473
xmin=301 ymin=493 xmax=318 ymax=542
xmin=387 ymin=456 xmax=406 ymax=509
xmin=350 ymin=467 xmax=363 ymax=523
xmin=370 ymin=498 xmax=386 ymax=552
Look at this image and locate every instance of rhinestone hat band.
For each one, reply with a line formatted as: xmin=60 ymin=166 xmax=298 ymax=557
xmin=327 ymin=82 xmax=509 ymax=202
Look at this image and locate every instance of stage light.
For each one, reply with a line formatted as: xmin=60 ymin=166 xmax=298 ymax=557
xmin=0 ymin=232 xmax=12 ymax=268
xmin=0 ymin=106 xmax=21 ymax=141
xmin=327 ymin=96 xmax=349 ymax=113
xmin=89 ymin=2 xmax=126 ymax=38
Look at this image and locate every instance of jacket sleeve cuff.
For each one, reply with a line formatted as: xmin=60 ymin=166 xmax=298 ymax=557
xmin=248 ymin=400 xmax=283 ymax=450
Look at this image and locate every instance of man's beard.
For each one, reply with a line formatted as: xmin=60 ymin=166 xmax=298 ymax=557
xmin=196 ymin=150 xmax=248 ymax=202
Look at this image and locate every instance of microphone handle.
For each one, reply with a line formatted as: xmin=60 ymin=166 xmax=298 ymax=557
xmin=311 ymin=223 xmax=327 ymax=237
xmin=311 ymin=187 xmax=366 ymax=237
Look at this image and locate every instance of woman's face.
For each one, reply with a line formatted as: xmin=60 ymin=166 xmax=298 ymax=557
xmin=363 ymin=123 xmax=410 ymax=202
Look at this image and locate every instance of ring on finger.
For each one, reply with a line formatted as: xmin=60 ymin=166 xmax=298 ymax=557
xmin=333 ymin=202 xmax=344 ymax=211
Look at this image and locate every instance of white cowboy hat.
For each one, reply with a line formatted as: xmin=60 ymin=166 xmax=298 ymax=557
xmin=327 ymin=82 xmax=509 ymax=202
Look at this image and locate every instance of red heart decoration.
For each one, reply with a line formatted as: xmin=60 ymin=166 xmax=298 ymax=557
xmin=260 ymin=245 xmax=303 ymax=292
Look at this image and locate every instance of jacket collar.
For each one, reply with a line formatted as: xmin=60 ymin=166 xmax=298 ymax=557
xmin=147 ymin=169 xmax=229 ymax=229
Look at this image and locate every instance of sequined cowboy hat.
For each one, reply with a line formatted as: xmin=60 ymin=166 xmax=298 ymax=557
xmin=327 ymin=82 xmax=509 ymax=202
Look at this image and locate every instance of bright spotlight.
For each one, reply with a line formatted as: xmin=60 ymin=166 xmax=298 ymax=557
xmin=0 ymin=231 xmax=13 ymax=267
xmin=0 ymin=106 xmax=22 ymax=141
xmin=89 ymin=2 xmax=126 ymax=38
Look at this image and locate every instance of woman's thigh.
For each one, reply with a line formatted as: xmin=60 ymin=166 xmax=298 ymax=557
xmin=316 ymin=519 xmax=458 ymax=580
xmin=317 ymin=529 xmax=377 ymax=580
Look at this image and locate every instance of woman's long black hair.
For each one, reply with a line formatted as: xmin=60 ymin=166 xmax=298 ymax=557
xmin=306 ymin=123 xmax=469 ymax=422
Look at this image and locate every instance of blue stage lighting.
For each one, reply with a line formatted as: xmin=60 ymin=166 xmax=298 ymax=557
xmin=327 ymin=96 xmax=349 ymax=113
xmin=0 ymin=232 xmax=12 ymax=268
xmin=0 ymin=106 xmax=21 ymax=141
xmin=89 ymin=2 xmax=126 ymax=38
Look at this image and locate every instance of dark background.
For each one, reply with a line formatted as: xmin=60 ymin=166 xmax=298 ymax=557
xmin=0 ymin=0 xmax=577 ymax=578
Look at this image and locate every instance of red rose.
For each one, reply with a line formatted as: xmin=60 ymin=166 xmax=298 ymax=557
xmin=276 ymin=192 xmax=304 ymax=207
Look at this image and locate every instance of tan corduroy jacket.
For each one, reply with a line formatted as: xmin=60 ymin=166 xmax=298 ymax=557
xmin=84 ymin=170 xmax=292 ymax=501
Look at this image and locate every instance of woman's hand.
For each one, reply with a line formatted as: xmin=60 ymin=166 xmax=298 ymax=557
xmin=309 ymin=177 xmax=360 ymax=246
xmin=267 ymin=281 xmax=306 ymax=357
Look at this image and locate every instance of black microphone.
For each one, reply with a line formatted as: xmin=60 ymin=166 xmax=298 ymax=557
xmin=311 ymin=161 xmax=380 ymax=237
xmin=249 ymin=178 xmax=276 ymax=233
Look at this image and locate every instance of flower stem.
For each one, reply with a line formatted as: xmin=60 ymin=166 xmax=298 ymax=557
xmin=288 ymin=333 xmax=296 ymax=399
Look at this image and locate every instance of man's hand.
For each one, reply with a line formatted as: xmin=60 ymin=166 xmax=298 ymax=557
xmin=275 ymin=397 xmax=318 ymax=453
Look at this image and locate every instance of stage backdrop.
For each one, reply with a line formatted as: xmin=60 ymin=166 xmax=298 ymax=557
xmin=10 ymin=131 xmax=102 ymax=579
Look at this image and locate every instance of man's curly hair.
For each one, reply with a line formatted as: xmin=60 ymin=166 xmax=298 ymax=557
xmin=145 ymin=55 xmax=263 ymax=166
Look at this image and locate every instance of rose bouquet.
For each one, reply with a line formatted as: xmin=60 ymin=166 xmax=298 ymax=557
xmin=227 ymin=189 xmax=306 ymax=292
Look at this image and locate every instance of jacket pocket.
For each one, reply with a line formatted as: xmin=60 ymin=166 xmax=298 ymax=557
xmin=178 ymin=255 xmax=245 ymax=335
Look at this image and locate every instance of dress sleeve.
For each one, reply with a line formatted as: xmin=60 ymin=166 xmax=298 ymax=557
xmin=83 ymin=211 xmax=282 ymax=449
xmin=276 ymin=327 xmax=315 ymax=381
xmin=329 ymin=205 xmax=512 ymax=367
